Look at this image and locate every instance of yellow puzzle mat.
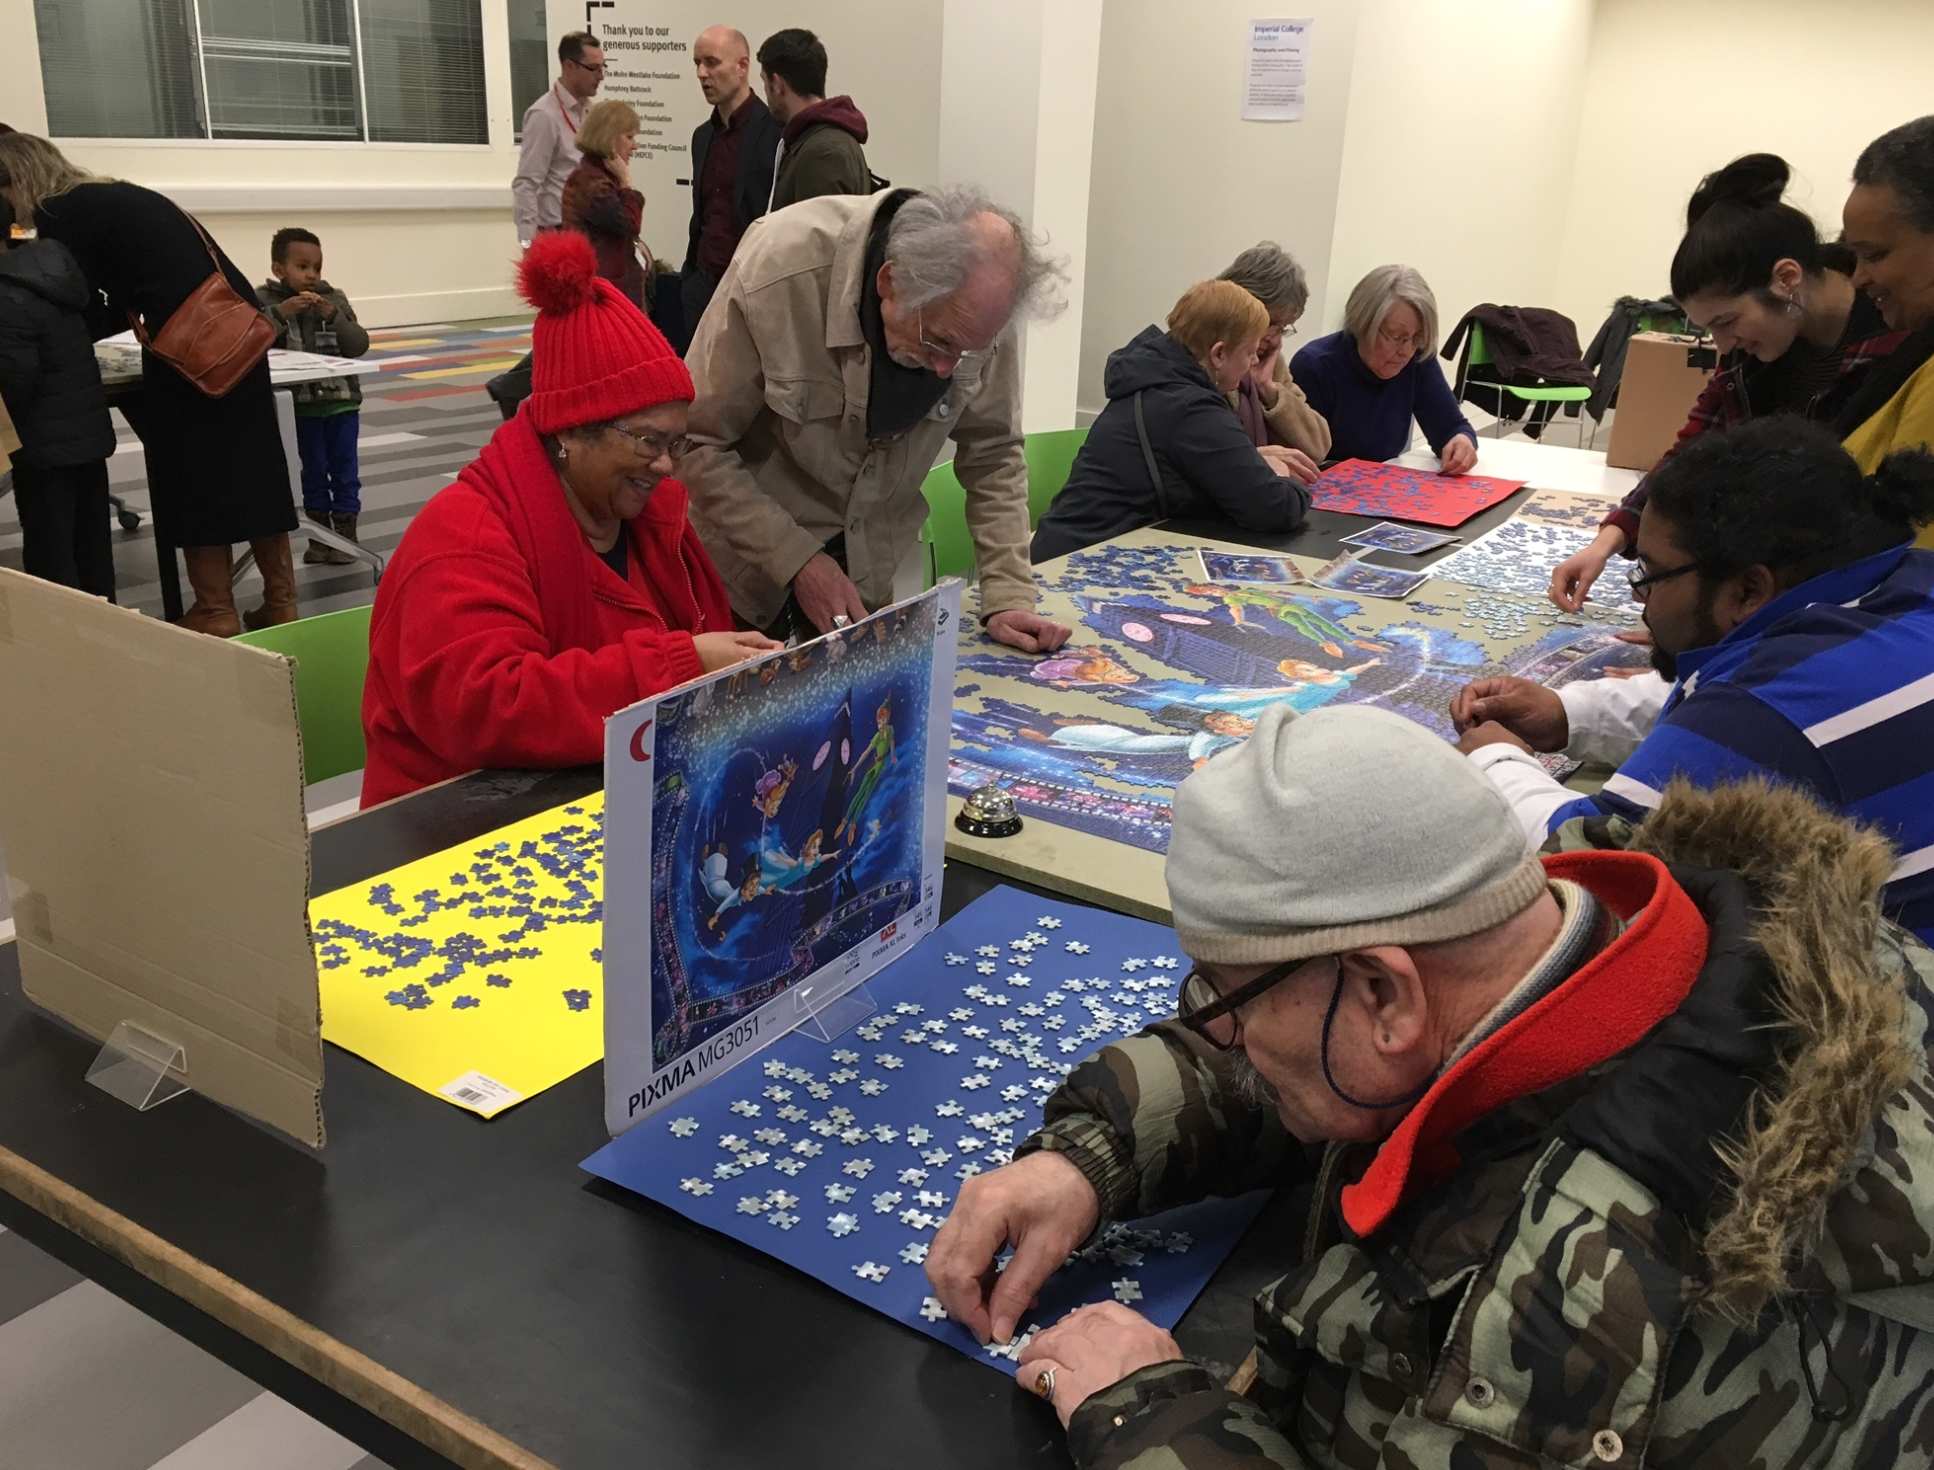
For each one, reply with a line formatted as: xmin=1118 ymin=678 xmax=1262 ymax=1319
xmin=310 ymin=794 xmax=605 ymax=1117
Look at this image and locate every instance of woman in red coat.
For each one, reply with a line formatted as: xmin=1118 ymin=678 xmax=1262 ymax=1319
xmin=360 ymin=232 xmax=777 ymax=807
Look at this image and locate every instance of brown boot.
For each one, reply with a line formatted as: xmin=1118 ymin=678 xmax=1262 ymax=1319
xmin=243 ymin=533 xmax=300 ymax=630
xmin=329 ymin=512 xmax=361 ymax=562
xmin=177 ymin=545 xmax=241 ymax=638
xmin=301 ymin=509 xmax=351 ymax=566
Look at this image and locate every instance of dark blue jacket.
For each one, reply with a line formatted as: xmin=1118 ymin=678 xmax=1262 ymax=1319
xmin=1291 ymin=328 xmax=1476 ymax=463
xmin=1032 ymin=327 xmax=1309 ymax=562
xmin=0 ymin=239 xmax=114 ymax=470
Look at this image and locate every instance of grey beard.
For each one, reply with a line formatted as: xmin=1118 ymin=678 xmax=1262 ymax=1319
xmin=1226 ymin=1049 xmax=1277 ymax=1109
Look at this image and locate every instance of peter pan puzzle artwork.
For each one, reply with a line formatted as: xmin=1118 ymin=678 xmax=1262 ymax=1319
xmin=947 ymin=530 xmax=1642 ymax=917
xmin=602 ymin=585 xmax=961 ymax=1130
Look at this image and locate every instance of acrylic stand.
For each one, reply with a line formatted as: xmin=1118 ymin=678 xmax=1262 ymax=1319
xmin=795 ymin=981 xmax=879 ymax=1043
xmin=84 ymin=1021 xmax=189 ymax=1112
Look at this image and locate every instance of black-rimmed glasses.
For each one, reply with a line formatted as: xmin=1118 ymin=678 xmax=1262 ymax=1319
xmin=1625 ymin=558 xmax=1701 ymax=599
xmin=1177 ymin=955 xmax=1335 ymax=1049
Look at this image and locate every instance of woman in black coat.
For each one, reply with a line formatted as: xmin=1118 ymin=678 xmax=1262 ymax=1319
xmin=1032 ymin=280 xmax=1311 ymax=563
xmin=0 ymin=133 xmax=297 ymax=636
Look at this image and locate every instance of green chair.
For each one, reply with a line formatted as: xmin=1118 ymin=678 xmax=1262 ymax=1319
xmin=234 ymin=604 xmax=374 ymax=785
xmin=1453 ymin=319 xmax=1597 ymax=449
xmin=1022 ymin=427 xmax=1088 ymax=528
xmin=920 ymin=458 xmax=974 ymax=587
xmin=918 ymin=428 xmax=1090 ymax=588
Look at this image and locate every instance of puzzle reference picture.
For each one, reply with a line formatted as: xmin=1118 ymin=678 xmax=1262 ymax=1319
xmin=601 ymin=585 xmax=962 ymax=1128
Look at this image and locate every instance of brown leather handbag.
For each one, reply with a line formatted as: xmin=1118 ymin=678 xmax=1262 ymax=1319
xmin=130 ymin=211 xmax=274 ymax=398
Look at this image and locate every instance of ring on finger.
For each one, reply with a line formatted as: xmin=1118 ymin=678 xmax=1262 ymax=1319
xmin=1034 ymin=1366 xmax=1056 ymax=1399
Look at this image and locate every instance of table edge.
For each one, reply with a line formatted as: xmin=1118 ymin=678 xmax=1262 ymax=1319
xmin=0 ymin=1142 xmax=556 ymax=1470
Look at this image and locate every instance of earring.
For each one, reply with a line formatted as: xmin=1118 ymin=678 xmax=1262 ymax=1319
xmin=1380 ymin=1030 xmax=1393 ymax=1045
xmin=559 ymin=447 xmax=569 ymax=460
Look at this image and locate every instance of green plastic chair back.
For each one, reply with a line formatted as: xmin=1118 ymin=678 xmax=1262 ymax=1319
xmin=920 ymin=458 xmax=974 ymax=585
xmin=1022 ymin=428 xmax=1088 ymax=528
xmin=1462 ymin=320 xmax=1591 ymax=404
xmin=235 ymin=604 xmax=374 ymax=785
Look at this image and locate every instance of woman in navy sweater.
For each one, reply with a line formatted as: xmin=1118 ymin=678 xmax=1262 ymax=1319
xmin=1292 ymin=264 xmax=1478 ymax=473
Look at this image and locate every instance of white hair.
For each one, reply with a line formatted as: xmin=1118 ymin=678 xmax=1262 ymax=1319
xmin=1219 ymin=241 xmax=1310 ymax=321
xmin=884 ymin=186 xmax=1067 ymax=322
xmin=1343 ymin=263 xmax=1440 ymax=360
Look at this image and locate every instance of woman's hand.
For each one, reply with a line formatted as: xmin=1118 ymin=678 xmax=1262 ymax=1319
xmin=1259 ymin=445 xmax=1320 ymax=482
xmin=1548 ymin=525 xmax=1626 ymax=612
xmin=693 ymin=630 xmax=782 ymax=673
xmin=1438 ymin=435 xmax=1478 ymax=476
xmin=608 ymin=153 xmax=632 ymax=188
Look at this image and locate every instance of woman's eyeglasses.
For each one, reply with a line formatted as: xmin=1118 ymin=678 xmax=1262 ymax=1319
xmin=608 ymin=426 xmax=693 ymax=462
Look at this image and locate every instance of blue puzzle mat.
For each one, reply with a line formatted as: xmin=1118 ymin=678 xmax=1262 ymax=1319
xmin=582 ymin=884 xmax=1269 ymax=1371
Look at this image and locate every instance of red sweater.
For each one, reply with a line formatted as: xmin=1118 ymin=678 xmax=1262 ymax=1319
xmin=360 ymin=412 xmax=733 ymax=807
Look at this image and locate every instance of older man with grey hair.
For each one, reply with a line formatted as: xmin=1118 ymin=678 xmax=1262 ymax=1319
xmin=682 ymin=186 xmax=1073 ymax=652
xmin=1218 ymin=242 xmax=1330 ymax=476
xmin=1292 ymin=262 xmax=1479 ymax=473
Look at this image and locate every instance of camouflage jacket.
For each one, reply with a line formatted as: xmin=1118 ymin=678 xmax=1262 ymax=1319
xmin=1023 ymin=782 xmax=1934 ymax=1469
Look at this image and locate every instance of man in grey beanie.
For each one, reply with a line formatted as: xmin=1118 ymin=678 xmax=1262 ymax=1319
xmin=925 ymin=703 xmax=1934 ymax=1470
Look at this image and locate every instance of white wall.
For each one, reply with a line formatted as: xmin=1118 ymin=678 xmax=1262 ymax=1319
xmin=1327 ymin=0 xmax=1594 ymax=341
xmin=2 ymin=0 xmax=941 ymax=326
xmin=1552 ymin=0 xmax=1934 ymax=340
xmin=937 ymin=0 xmax=1102 ymax=433
xmin=1079 ymin=1 xmax=1365 ymax=419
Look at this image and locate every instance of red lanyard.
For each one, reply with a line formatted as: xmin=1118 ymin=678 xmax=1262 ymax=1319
xmin=554 ymin=85 xmax=578 ymax=136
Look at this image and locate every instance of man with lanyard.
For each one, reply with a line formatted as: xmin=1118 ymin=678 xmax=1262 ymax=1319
xmin=513 ymin=31 xmax=604 ymax=249
xmin=680 ymin=26 xmax=781 ymax=346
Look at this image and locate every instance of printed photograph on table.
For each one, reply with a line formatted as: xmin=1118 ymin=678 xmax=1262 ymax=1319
xmin=308 ymin=794 xmax=607 ymax=1117
xmin=1308 ymin=457 xmax=1524 ymax=528
xmin=1309 ymin=552 xmax=1430 ymax=600
xmin=950 ymin=533 xmax=1644 ymax=898
xmin=602 ymin=585 xmax=962 ymax=1131
xmin=1196 ymin=549 xmax=1305 ymax=585
xmin=581 ymin=885 xmax=1270 ymax=1370
xmin=1338 ymin=520 xmax=1462 ymax=555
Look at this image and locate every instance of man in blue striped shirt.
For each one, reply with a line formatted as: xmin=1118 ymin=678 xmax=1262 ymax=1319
xmin=1451 ymin=419 xmax=1934 ymax=942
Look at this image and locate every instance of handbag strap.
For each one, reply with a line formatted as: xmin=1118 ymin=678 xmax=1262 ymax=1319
xmin=128 ymin=206 xmax=233 ymax=346
xmin=1134 ymin=391 xmax=1170 ymax=522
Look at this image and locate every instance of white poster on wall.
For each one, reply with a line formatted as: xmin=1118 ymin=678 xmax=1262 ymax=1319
xmin=584 ymin=4 xmax=691 ymax=173
xmin=1243 ymin=18 xmax=1312 ymax=122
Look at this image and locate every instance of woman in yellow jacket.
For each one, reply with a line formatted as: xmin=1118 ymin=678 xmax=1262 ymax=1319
xmin=1841 ymin=115 xmax=1934 ymax=544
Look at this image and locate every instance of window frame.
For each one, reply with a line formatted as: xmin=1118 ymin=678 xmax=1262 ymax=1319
xmin=35 ymin=0 xmax=495 ymax=149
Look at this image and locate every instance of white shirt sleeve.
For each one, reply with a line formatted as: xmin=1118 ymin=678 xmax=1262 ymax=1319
xmin=512 ymin=102 xmax=557 ymax=244
xmin=1557 ymin=672 xmax=1669 ymax=767
xmin=1467 ymin=745 xmax=1577 ymax=846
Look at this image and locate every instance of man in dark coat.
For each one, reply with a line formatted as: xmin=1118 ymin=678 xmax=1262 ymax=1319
xmin=757 ymin=29 xmax=874 ymax=211
xmin=0 ymin=196 xmax=116 ymax=597
xmin=681 ymin=26 xmax=781 ymax=348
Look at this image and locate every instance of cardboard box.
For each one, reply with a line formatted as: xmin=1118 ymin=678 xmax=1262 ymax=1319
xmin=1605 ymin=332 xmax=1718 ymax=472
xmin=0 ymin=570 xmax=324 ymax=1147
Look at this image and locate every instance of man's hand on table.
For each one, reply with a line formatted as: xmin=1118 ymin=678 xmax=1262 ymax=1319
xmin=791 ymin=552 xmax=868 ymax=633
xmin=927 ymin=1150 xmax=1099 ymax=1344
xmin=1450 ymin=675 xmax=1568 ymax=752
xmin=1016 ymin=1302 xmax=1185 ymax=1430
xmin=986 ymin=609 xmax=1072 ymax=654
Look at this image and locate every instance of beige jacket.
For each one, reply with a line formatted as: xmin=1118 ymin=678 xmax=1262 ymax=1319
xmin=682 ymin=192 xmax=1036 ymax=627
xmin=1229 ymin=356 xmax=1332 ymax=461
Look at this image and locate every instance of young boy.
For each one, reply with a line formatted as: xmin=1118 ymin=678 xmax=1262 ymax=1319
xmin=0 ymin=196 xmax=117 ymax=597
xmin=258 ymin=227 xmax=370 ymax=565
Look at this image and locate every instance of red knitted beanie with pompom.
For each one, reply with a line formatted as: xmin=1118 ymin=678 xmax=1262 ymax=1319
xmin=516 ymin=232 xmax=693 ymax=434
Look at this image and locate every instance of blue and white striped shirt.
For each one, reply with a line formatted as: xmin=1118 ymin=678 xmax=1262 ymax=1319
xmin=1542 ymin=544 xmax=1934 ymax=942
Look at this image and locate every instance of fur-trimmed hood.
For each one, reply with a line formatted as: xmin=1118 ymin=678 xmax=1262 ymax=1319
xmin=1628 ymin=778 xmax=1930 ymax=1322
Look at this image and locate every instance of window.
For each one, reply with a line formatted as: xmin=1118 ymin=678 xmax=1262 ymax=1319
xmin=35 ymin=0 xmax=488 ymax=145
xmin=506 ymin=0 xmax=549 ymax=139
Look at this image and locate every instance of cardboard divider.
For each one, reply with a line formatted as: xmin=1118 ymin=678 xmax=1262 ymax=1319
xmin=0 ymin=570 xmax=323 ymax=1147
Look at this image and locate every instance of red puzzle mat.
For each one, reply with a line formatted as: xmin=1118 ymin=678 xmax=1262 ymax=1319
xmin=1309 ymin=458 xmax=1526 ymax=528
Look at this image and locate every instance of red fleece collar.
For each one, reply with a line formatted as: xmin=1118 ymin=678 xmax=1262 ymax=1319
xmin=1339 ymin=851 xmax=1709 ymax=1238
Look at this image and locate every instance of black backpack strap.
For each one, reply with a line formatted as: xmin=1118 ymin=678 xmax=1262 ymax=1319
xmin=1134 ymin=391 xmax=1169 ymax=521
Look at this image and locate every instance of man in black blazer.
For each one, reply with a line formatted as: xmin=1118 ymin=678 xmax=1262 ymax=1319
xmin=681 ymin=25 xmax=781 ymax=349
